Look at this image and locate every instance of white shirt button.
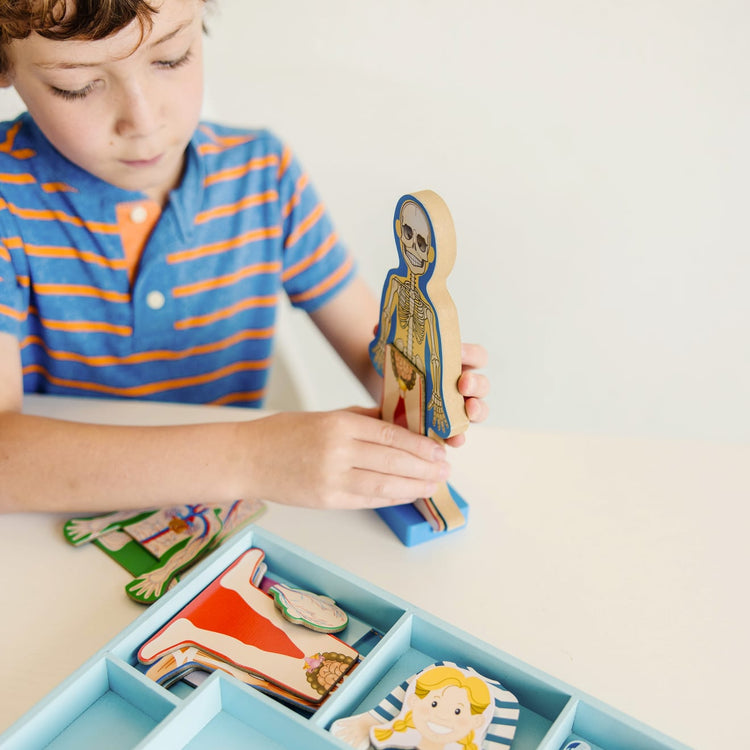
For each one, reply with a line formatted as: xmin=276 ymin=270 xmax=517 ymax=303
xmin=130 ymin=205 xmax=148 ymax=224
xmin=145 ymin=290 xmax=166 ymax=310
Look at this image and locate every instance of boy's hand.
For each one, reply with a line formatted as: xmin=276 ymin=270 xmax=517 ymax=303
xmin=445 ymin=342 xmax=490 ymax=448
xmin=244 ymin=408 xmax=451 ymax=510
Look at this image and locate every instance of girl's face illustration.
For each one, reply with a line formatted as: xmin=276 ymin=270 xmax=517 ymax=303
xmin=409 ymin=684 xmax=484 ymax=745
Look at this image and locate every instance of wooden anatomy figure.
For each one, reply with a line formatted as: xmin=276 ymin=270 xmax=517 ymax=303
xmin=370 ymin=190 xmax=469 ymax=532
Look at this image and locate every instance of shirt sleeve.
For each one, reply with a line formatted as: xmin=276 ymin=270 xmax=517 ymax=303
xmin=0 ymin=235 xmax=26 ymax=339
xmin=276 ymin=144 xmax=357 ymax=312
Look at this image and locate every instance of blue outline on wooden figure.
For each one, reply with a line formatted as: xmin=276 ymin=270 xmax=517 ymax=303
xmin=370 ymin=190 xmax=468 ymax=535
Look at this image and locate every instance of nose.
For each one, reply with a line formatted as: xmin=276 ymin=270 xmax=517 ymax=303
xmin=114 ymin=79 xmax=159 ymax=138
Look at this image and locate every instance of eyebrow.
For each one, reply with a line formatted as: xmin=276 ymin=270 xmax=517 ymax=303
xmin=34 ymin=19 xmax=191 ymax=70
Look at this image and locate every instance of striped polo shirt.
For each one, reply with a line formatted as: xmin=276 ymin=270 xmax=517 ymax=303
xmin=0 ymin=113 xmax=356 ymax=406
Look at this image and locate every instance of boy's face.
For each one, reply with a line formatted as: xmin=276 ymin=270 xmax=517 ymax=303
xmin=0 ymin=0 xmax=204 ymax=205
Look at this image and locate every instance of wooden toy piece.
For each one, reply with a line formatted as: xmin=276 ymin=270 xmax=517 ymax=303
xmin=138 ymin=548 xmax=358 ymax=703
xmin=330 ymin=660 xmax=520 ymax=750
xmin=63 ymin=509 xmax=156 ymax=546
xmin=369 ymin=190 xmax=469 ymax=537
xmin=124 ymin=505 xmax=223 ymax=604
xmin=376 ymin=490 xmax=469 ymax=547
xmin=63 ymin=499 xmax=265 ymax=603
xmin=145 ymin=645 xmax=321 ymax=713
xmin=268 ymin=582 xmax=349 ymax=633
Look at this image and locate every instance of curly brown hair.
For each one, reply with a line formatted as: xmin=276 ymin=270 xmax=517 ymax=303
xmin=0 ymin=1 xmax=161 ymax=75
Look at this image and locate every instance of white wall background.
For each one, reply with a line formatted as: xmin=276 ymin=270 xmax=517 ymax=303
xmin=4 ymin=1 xmax=749 ymax=441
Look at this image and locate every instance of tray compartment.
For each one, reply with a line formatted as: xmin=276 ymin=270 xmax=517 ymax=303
xmin=316 ymin=613 xmax=572 ymax=750
xmin=560 ymin=699 xmax=690 ymax=750
xmin=1 ymin=656 xmax=178 ymax=750
xmin=139 ymin=672 xmax=344 ymax=749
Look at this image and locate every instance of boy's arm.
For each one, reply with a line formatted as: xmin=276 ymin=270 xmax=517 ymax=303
xmin=308 ymin=276 xmax=383 ymax=402
xmin=0 ymin=330 xmax=249 ymax=513
xmin=0 ymin=332 xmax=448 ymax=514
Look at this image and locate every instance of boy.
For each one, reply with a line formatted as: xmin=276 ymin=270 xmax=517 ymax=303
xmin=0 ymin=0 xmax=488 ymax=513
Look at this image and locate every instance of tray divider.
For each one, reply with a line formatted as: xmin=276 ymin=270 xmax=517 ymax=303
xmin=312 ymin=611 xmax=415 ymax=728
xmin=534 ymin=696 xmax=579 ymax=749
xmin=0 ymin=659 xmax=110 ymax=749
xmin=135 ymin=672 xmax=224 ymax=749
xmin=104 ymin=656 xmax=180 ymax=720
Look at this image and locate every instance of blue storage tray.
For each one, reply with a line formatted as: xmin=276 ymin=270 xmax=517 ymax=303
xmin=0 ymin=526 xmax=691 ymax=750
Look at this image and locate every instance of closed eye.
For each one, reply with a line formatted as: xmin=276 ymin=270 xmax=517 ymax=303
xmin=155 ymin=49 xmax=192 ymax=69
xmin=50 ymin=83 xmax=96 ymax=100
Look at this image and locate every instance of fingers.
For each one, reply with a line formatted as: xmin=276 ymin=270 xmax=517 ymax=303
xmin=340 ymin=412 xmax=451 ymax=508
xmin=344 ymin=468 xmax=441 ymax=508
xmin=459 ymin=342 xmax=490 ymax=425
xmin=444 ymin=433 xmax=466 ymax=448
xmin=349 ymin=439 xmax=450 ymax=484
xmin=457 ymin=370 xmax=490 ymax=400
xmin=464 ymin=395 xmax=489 ymax=423
xmin=461 ymin=342 xmax=488 ymax=370
xmin=358 ymin=415 xmax=447 ymax=463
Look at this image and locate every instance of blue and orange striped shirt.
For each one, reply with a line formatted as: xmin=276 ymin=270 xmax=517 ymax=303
xmin=0 ymin=114 xmax=356 ymax=406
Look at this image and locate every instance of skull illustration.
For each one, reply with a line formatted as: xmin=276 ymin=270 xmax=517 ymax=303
xmin=399 ymin=201 xmax=432 ymax=276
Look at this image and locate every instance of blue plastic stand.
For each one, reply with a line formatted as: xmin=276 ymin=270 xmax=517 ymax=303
xmin=375 ymin=484 xmax=468 ymax=546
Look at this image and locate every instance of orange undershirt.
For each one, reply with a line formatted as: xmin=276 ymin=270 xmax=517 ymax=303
xmin=115 ymin=200 xmax=162 ymax=284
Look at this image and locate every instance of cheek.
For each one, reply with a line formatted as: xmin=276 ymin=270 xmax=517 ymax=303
xmin=410 ymin=700 xmax=429 ymax=723
xmin=173 ymin=56 xmax=204 ymax=119
xmin=26 ymin=97 xmax=104 ymax=160
xmin=166 ymin=73 xmax=203 ymax=139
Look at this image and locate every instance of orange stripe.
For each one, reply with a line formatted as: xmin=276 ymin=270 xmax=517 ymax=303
xmin=285 ymin=203 xmax=324 ymax=249
xmin=174 ymin=294 xmax=277 ymax=330
xmin=20 ymin=327 xmax=275 ymax=367
xmin=173 ymin=260 xmax=281 ymax=298
xmin=34 ymin=283 xmax=130 ymax=303
xmin=196 ymin=126 xmax=257 ymax=154
xmin=16 ymin=275 xmax=29 ymax=287
xmin=0 ymin=173 xmax=35 ymax=185
xmin=0 ymin=121 xmax=35 ymax=159
xmin=167 ymin=226 xmax=281 ymax=264
xmin=2 ymin=236 xmax=23 ymax=249
xmin=289 ymin=256 xmax=353 ymax=305
xmin=282 ymin=173 xmax=309 ymax=220
xmin=42 ymin=182 xmax=78 ymax=193
xmin=23 ymin=358 xmax=271 ymax=398
xmin=42 ymin=319 xmax=132 ymax=336
xmin=277 ymin=145 xmax=293 ymax=180
xmin=24 ymin=243 xmax=127 ymax=271
xmin=203 ymin=155 xmax=280 ymax=187
xmin=282 ymin=232 xmax=338 ymax=283
xmin=211 ymin=390 xmax=265 ymax=406
xmin=0 ymin=302 xmax=25 ymax=321
xmin=194 ymin=189 xmax=277 ymax=224
xmin=0 ymin=199 xmax=116 ymax=233
xmin=0 ymin=243 xmax=10 ymax=262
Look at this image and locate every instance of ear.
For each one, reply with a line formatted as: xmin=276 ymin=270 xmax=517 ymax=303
xmin=395 ymin=219 xmax=402 ymax=239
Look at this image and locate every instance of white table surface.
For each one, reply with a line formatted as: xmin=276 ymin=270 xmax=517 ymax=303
xmin=2 ymin=394 xmax=748 ymax=749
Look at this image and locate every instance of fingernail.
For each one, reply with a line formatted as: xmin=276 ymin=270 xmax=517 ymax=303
xmin=433 ymin=444 xmax=447 ymax=460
